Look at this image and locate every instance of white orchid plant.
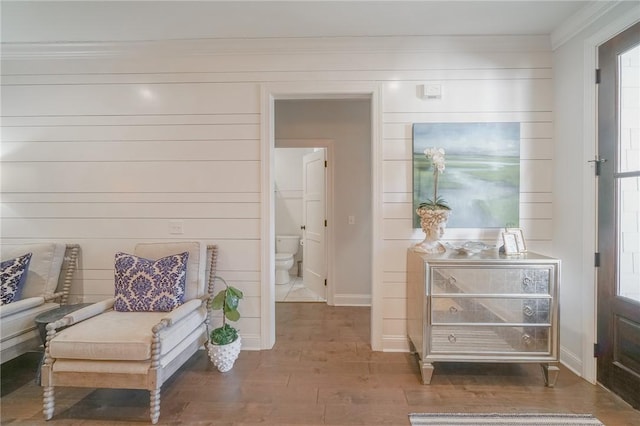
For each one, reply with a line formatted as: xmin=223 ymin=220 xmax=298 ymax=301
xmin=419 ymin=147 xmax=451 ymax=211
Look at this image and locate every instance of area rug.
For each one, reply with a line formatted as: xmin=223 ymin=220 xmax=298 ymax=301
xmin=409 ymin=413 xmax=604 ymax=425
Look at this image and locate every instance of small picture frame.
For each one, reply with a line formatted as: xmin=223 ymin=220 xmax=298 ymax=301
xmin=506 ymin=227 xmax=527 ymax=253
xmin=502 ymin=232 xmax=520 ymax=254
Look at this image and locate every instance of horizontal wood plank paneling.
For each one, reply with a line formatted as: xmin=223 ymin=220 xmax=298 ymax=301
xmin=1 ymin=218 xmax=260 ymax=239
xmin=2 ymin=124 xmax=259 ymax=142
xmin=0 ymin=192 xmax=261 ymax=203
xmin=2 ymin=83 xmax=259 ymax=116
xmin=383 ymin=80 xmax=552 ymax=113
xmin=383 ymin=282 xmax=407 ymax=299
xmin=2 ymin=140 xmax=260 ymax=162
xmin=382 ymin=318 xmax=407 ymax=336
xmin=1 ymin=35 xmax=555 ymax=352
xmin=1 ymin=114 xmax=260 ymax=127
xmin=2 ymin=161 xmax=259 ymax=192
xmin=1 ymin=202 xmax=261 ymax=218
xmin=383 ymin=298 xmax=407 ymax=320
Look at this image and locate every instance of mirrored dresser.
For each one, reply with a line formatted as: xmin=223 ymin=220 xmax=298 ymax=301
xmin=406 ymin=248 xmax=560 ymax=386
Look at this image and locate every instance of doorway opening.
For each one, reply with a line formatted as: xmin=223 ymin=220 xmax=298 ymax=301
xmin=262 ymin=93 xmax=378 ymax=350
xmin=274 ymin=98 xmax=371 ymax=307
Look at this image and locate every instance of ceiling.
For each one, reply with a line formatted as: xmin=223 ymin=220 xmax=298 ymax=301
xmin=1 ymin=1 xmax=593 ymax=44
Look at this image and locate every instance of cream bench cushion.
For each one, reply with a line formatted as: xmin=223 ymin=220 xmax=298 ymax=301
xmin=1 ymin=300 xmax=56 ymax=341
xmin=50 ymin=307 xmax=207 ymax=361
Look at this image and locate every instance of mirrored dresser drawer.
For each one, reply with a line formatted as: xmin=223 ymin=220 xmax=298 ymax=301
xmin=431 ymin=325 xmax=551 ymax=353
xmin=431 ymin=296 xmax=552 ymax=325
xmin=407 ymin=248 xmax=560 ymax=386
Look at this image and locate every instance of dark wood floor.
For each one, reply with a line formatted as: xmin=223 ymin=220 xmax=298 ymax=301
xmin=2 ymin=303 xmax=639 ymax=425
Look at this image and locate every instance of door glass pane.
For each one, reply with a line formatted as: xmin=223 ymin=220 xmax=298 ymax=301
xmin=617 ymin=44 xmax=640 ymax=303
xmin=618 ymin=177 xmax=640 ymax=302
xmin=618 ymin=44 xmax=640 ymax=174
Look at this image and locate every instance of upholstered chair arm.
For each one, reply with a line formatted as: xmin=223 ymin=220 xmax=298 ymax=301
xmin=200 ymin=293 xmax=213 ymax=316
xmin=0 ymin=296 xmax=45 ymax=318
xmin=41 ymin=244 xmax=81 ymax=306
xmin=58 ymin=244 xmax=80 ymax=305
xmin=160 ymin=299 xmax=203 ymax=326
xmin=63 ymin=298 xmax=115 ymax=326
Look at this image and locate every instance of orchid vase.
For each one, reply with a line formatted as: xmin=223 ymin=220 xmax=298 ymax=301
xmin=414 ymin=207 xmax=451 ymax=254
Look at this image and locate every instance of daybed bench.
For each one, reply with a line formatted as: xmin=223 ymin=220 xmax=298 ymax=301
xmin=1 ymin=243 xmax=79 ymax=363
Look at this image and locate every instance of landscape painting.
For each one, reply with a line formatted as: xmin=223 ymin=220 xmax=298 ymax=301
xmin=412 ymin=122 xmax=520 ymax=229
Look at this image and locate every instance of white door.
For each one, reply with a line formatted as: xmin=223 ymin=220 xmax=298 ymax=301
xmin=302 ymin=149 xmax=327 ymax=301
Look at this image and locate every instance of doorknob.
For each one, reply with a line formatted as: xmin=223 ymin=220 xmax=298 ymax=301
xmin=300 ymin=225 xmax=306 ymax=230
xmin=588 ymin=157 xmax=607 ymax=176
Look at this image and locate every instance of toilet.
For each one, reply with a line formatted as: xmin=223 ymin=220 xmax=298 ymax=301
xmin=275 ymin=235 xmax=300 ymax=285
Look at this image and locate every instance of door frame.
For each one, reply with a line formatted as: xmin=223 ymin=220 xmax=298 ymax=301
xmin=276 ymin=139 xmax=334 ymax=304
xmin=260 ymin=83 xmax=383 ymax=349
xmin=580 ymin=13 xmax=640 ymax=383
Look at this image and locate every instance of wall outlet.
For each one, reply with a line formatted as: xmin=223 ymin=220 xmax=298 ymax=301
xmin=168 ymin=219 xmax=184 ymax=234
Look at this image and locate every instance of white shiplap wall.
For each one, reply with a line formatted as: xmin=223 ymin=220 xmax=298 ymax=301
xmin=1 ymin=36 xmax=554 ymax=352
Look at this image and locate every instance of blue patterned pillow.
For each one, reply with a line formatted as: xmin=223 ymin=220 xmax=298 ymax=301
xmin=1 ymin=252 xmax=33 ymax=305
xmin=114 ymin=251 xmax=189 ymax=312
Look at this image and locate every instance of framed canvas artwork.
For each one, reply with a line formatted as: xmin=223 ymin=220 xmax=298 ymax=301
xmin=412 ymin=122 xmax=521 ymax=228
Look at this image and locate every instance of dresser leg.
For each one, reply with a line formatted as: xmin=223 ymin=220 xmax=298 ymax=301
xmin=420 ymin=362 xmax=434 ymax=384
xmin=541 ymin=363 xmax=559 ymax=387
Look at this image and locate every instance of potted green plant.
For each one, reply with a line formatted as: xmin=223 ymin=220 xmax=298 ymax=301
xmin=206 ymin=276 xmax=243 ymax=372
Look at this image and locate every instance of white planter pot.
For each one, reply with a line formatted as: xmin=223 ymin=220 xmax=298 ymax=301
xmin=207 ymin=336 xmax=241 ymax=372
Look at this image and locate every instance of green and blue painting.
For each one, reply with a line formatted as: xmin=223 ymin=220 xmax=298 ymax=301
xmin=412 ymin=122 xmax=520 ymax=229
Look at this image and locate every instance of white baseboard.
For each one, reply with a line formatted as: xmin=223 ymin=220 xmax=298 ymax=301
xmin=332 ymin=293 xmax=371 ymax=306
xmin=238 ymin=334 xmax=262 ymax=351
xmin=382 ymin=335 xmax=411 ymax=352
xmin=560 ymin=345 xmax=583 ymax=377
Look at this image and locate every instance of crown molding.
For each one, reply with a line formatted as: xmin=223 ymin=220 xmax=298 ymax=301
xmin=1 ymin=35 xmax=551 ymax=60
xmin=550 ymin=1 xmax=624 ymax=50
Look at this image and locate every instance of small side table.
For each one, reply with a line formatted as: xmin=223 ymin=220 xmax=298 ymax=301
xmin=34 ymin=303 xmax=92 ymax=385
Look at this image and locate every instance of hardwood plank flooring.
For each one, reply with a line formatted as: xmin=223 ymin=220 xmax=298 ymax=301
xmin=2 ymin=303 xmax=639 ymax=425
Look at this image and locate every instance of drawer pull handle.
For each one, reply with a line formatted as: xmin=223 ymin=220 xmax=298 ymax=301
xmin=447 ymin=276 xmax=457 ymax=285
xmin=448 ymin=334 xmax=457 ymax=343
xmin=449 ymin=306 xmax=458 ymax=314
xmin=523 ymin=306 xmax=534 ymax=317
xmin=523 ymin=277 xmax=532 ymax=287
xmin=522 ymin=334 xmax=532 ymax=346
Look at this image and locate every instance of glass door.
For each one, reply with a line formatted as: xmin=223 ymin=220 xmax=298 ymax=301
xmin=596 ymin=22 xmax=640 ymax=409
